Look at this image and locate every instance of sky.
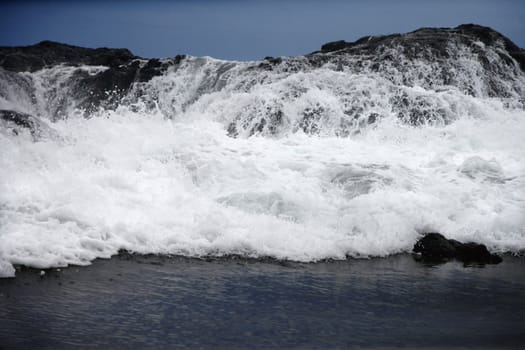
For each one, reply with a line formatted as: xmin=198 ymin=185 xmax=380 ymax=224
xmin=1 ymin=0 xmax=524 ymax=61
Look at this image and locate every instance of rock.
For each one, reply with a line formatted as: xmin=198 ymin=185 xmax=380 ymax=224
xmin=320 ymin=40 xmax=349 ymax=52
xmin=0 ymin=41 xmax=137 ymax=72
xmin=314 ymin=24 xmax=525 ymax=72
xmin=413 ymin=233 xmax=460 ymax=260
xmin=73 ymin=60 xmax=142 ymax=113
xmin=1 ymin=24 xmax=523 ymax=126
xmin=263 ymin=56 xmax=283 ymax=65
xmin=257 ymin=56 xmax=283 ymax=71
xmin=456 ymin=24 xmax=525 ymax=71
xmin=0 ymin=109 xmax=43 ymax=138
xmin=413 ymin=233 xmax=502 ymax=265
xmin=136 ymin=55 xmax=185 ymax=82
xmin=0 ymin=109 xmax=36 ymax=129
xmin=309 ymin=23 xmax=525 ymax=102
xmin=0 ymin=42 xmax=185 ymax=115
xmin=456 ymin=242 xmax=503 ymax=264
xmin=0 ymin=109 xmax=60 ymax=139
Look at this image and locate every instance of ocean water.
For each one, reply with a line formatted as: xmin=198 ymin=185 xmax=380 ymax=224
xmin=1 ymin=46 xmax=525 ymax=277
xmin=1 ymin=255 xmax=524 ymax=348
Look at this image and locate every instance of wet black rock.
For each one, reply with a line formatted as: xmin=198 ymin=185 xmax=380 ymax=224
xmin=309 ymin=24 xmax=525 ymax=101
xmin=264 ymin=56 xmax=283 ymax=65
xmin=314 ymin=24 xmax=525 ymax=72
xmin=320 ymin=40 xmax=349 ymax=52
xmin=257 ymin=56 xmax=284 ymax=71
xmin=0 ymin=41 xmax=137 ymax=72
xmin=1 ymin=24 xmax=523 ymax=126
xmin=456 ymin=24 xmax=525 ymax=71
xmin=0 ymin=41 xmax=184 ymax=114
xmin=413 ymin=233 xmax=502 ymax=265
xmin=0 ymin=109 xmax=44 ymax=138
xmin=136 ymin=55 xmax=185 ymax=83
xmin=455 ymin=242 xmax=503 ymax=264
xmin=0 ymin=109 xmax=36 ymax=129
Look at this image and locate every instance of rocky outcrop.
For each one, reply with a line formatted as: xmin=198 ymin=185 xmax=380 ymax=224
xmin=314 ymin=24 xmax=525 ymax=72
xmin=413 ymin=233 xmax=502 ymax=265
xmin=0 ymin=41 xmax=137 ymax=72
xmin=0 ymin=41 xmax=185 ymax=114
xmin=308 ymin=24 xmax=525 ymax=100
xmin=0 ymin=24 xmax=523 ymax=130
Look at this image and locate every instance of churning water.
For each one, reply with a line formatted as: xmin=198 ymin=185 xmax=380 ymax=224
xmin=1 ymin=34 xmax=524 ymax=277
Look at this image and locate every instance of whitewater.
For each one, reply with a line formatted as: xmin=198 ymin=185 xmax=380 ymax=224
xmin=1 ymin=28 xmax=525 ymax=277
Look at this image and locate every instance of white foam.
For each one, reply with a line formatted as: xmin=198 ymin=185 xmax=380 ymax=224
xmin=1 ymin=41 xmax=525 ymax=276
xmin=1 ymin=99 xmax=524 ymax=277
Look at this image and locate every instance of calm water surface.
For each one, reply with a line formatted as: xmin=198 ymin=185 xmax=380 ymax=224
xmin=1 ymin=255 xmax=524 ymax=349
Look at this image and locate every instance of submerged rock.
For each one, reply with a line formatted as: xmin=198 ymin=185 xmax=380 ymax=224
xmin=413 ymin=233 xmax=502 ymax=265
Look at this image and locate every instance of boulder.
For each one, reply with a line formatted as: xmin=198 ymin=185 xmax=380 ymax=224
xmin=413 ymin=233 xmax=502 ymax=265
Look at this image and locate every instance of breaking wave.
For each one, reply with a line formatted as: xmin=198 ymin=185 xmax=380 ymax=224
xmin=1 ymin=25 xmax=525 ymax=276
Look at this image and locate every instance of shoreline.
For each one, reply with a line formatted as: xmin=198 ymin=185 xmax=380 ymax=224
xmin=5 ymin=249 xmax=521 ymax=278
xmin=2 ymin=252 xmax=524 ymax=349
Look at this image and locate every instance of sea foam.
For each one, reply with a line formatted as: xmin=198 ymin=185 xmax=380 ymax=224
xmin=1 ymin=40 xmax=525 ymax=277
xmin=1 ymin=100 xmax=524 ymax=277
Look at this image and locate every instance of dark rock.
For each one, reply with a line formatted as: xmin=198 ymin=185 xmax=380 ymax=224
xmin=137 ymin=59 xmax=162 ymax=82
xmin=0 ymin=109 xmax=59 ymax=140
xmin=456 ymin=24 xmax=525 ymax=71
xmin=314 ymin=24 xmax=525 ymax=71
xmin=0 ymin=109 xmax=36 ymax=129
xmin=74 ymin=60 xmax=142 ymax=113
xmin=1 ymin=24 xmax=523 ymax=127
xmin=311 ymin=24 xmax=525 ymax=103
xmin=257 ymin=62 xmax=273 ymax=71
xmin=413 ymin=233 xmax=502 ymax=265
xmin=137 ymin=56 xmax=185 ymax=82
xmin=456 ymin=242 xmax=503 ymax=264
xmin=320 ymin=40 xmax=349 ymax=52
xmin=258 ymin=56 xmax=283 ymax=71
xmin=0 ymin=109 xmax=44 ymax=138
xmin=263 ymin=56 xmax=283 ymax=65
xmin=0 ymin=41 xmax=137 ymax=72
xmin=0 ymin=41 xmax=185 ymax=115
xmin=413 ymin=233 xmax=460 ymax=260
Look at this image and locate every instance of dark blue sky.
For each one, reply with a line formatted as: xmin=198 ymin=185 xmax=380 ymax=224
xmin=1 ymin=0 xmax=524 ymax=61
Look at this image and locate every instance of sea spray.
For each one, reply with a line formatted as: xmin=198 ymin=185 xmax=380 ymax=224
xmin=1 ymin=25 xmax=524 ymax=277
